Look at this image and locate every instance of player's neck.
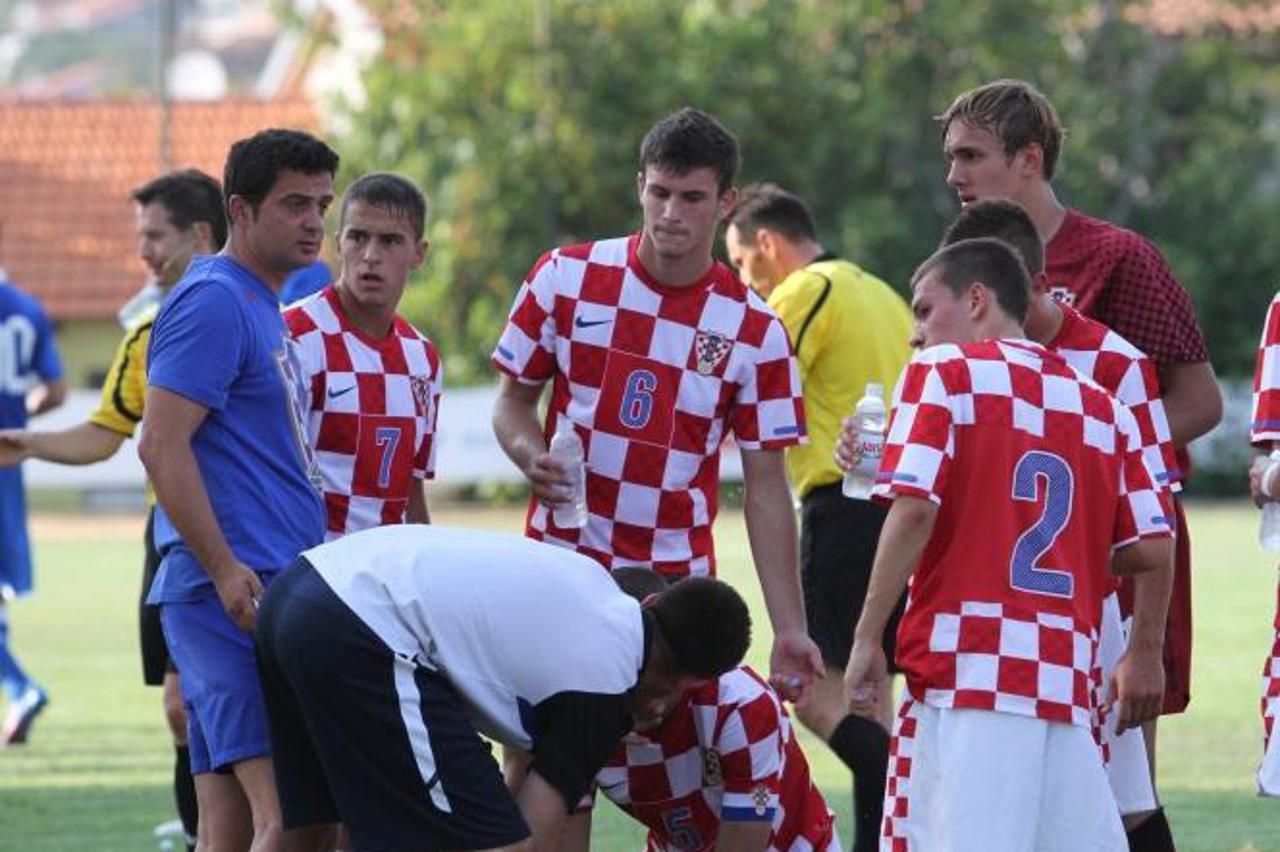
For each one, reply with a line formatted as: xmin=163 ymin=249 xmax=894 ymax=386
xmin=222 ymin=239 xmax=286 ymax=293
xmin=1020 ymin=184 xmax=1068 ymax=245
xmin=1024 ymin=296 xmax=1064 ymax=345
xmin=635 ymin=233 xmax=714 ymax=289
xmin=335 ymin=281 xmax=395 ymax=339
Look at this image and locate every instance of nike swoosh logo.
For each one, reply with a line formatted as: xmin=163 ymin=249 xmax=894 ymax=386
xmin=574 ymin=316 xmax=612 ymax=329
xmin=327 ymin=386 xmax=356 ymax=399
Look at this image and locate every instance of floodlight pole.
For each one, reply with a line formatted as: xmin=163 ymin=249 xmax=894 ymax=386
xmin=156 ymin=0 xmax=177 ymax=170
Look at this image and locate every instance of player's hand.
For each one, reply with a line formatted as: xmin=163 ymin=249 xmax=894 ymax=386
xmin=1106 ymin=646 xmax=1164 ymax=735
xmin=211 ymin=561 xmax=264 ymax=633
xmin=1250 ymin=455 xmax=1275 ymax=507
xmin=0 ymin=430 xmax=32 ymax=467
xmin=844 ymin=637 xmax=888 ymax=719
xmin=832 ymin=416 xmax=861 ymax=473
xmin=769 ymin=629 xmax=824 ymax=703
xmin=525 ymin=451 xmax=573 ymax=507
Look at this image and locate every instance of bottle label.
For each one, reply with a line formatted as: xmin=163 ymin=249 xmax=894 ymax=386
xmin=855 ymin=430 xmax=885 ymax=477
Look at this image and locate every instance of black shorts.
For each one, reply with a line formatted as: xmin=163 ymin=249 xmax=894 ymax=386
xmin=255 ymin=559 xmax=529 ymax=852
xmin=800 ymin=484 xmax=905 ymax=673
xmin=139 ymin=506 xmax=175 ymax=686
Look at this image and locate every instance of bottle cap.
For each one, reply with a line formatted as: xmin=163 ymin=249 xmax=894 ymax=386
xmin=865 ymin=382 xmax=884 ymax=399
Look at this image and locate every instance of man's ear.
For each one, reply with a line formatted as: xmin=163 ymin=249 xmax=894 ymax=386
xmin=191 ymin=221 xmax=215 ymax=253
xmin=717 ymin=186 xmax=739 ymax=220
xmin=227 ymin=194 xmax=253 ymax=228
xmin=756 ymin=227 xmax=778 ymax=259
xmin=639 ymin=592 xmax=660 ymax=610
xmin=967 ymin=281 xmax=991 ymax=319
xmin=1015 ymin=143 xmax=1044 ymax=179
xmin=1030 ymin=270 xmax=1050 ymax=297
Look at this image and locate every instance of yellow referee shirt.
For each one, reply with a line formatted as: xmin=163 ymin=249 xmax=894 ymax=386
xmin=767 ymin=255 xmax=913 ymax=498
xmin=91 ymin=303 xmax=158 ymax=503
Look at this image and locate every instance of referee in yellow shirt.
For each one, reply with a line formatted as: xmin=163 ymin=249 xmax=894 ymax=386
xmin=726 ymin=184 xmax=912 ymax=852
xmin=0 ymin=169 xmax=223 ymax=852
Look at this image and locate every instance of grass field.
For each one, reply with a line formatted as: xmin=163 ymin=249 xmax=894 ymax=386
xmin=1 ymin=500 xmax=1277 ymax=851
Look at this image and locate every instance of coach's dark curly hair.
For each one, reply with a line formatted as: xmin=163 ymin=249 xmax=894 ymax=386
xmin=223 ymin=128 xmax=339 ymax=213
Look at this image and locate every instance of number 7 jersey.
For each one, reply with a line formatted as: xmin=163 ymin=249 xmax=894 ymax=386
xmin=285 ymin=286 xmax=442 ymax=540
xmin=492 ymin=235 xmax=806 ymax=577
xmin=875 ymin=339 xmax=1171 ymax=726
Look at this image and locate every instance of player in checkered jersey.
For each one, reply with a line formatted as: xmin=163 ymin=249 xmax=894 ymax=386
xmin=1248 ymin=291 xmax=1280 ymax=797
xmin=492 ymin=107 xmax=823 ymax=698
xmin=844 ymin=239 xmax=1173 ymax=851
xmin=938 ymin=199 xmax=1176 ymax=821
xmin=285 ymin=173 xmax=441 ymax=539
xmin=560 ymin=569 xmax=837 ymax=852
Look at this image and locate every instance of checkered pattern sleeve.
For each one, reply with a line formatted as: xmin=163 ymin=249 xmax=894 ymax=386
xmin=1252 ymin=292 xmax=1280 ymax=446
xmin=1113 ymin=353 xmax=1180 ymax=494
xmin=413 ymin=341 xmax=443 ymax=479
xmin=1112 ymin=403 xmax=1174 ymax=551
xmin=714 ymin=689 xmax=784 ymax=822
xmin=872 ymin=347 xmax=957 ymax=505
xmin=727 ymin=305 xmax=807 ymax=451
xmin=1092 ymin=234 xmax=1209 ymax=365
xmin=492 ymin=251 xmax=559 ymax=384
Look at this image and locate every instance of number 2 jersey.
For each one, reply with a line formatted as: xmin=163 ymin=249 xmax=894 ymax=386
xmin=592 ymin=666 xmax=835 ymax=852
xmin=285 ymin=285 xmax=442 ymax=540
xmin=492 ymin=235 xmax=806 ymax=577
xmin=875 ymin=339 xmax=1172 ymax=727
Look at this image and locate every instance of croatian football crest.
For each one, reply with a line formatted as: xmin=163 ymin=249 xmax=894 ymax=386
xmin=1048 ymin=284 xmax=1077 ymax=306
xmin=751 ymin=782 xmax=770 ymax=816
xmin=410 ymin=375 xmax=432 ymax=419
xmin=694 ymin=331 xmax=732 ymax=375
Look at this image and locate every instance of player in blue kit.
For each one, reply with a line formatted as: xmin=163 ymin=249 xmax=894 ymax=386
xmin=0 ymin=272 xmax=65 ymax=744
xmin=139 ymin=128 xmax=337 ymax=851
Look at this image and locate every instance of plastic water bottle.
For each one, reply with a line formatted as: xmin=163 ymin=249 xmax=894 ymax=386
xmin=1261 ymin=450 xmax=1280 ymax=550
xmin=549 ymin=419 xmax=588 ymax=528
xmin=841 ymin=382 xmax=887 ymax=501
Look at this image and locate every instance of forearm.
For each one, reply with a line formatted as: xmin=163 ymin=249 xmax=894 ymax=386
xmin=854 ymin=498 xmax=934 ymax=643
xmin=25 ymin=422 xmax=126 ymax=465
xmin=742 ymin=463 xmax=806 ymax=634
xmin=1125 ymin=546 xmax=1174 ymax=653
xmin=144 ymin=440 xmax=238 ymax=578
xmin=492 ymin=380 xmax=548 ymax=474
xmin=715 ymin=820 xmax=771 ymax=852
xmin=516 ymin=770 xmax=570 ymax=852
xmin=405 ymin=479 xmax=431 ymax=524
xmin=1159 ymin=360 xmax=1222 ymax=446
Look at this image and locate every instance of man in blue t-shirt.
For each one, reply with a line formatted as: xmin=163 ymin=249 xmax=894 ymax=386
xmin=139 ymin=129 xmax=338 ymax=851
xmin=0 ymin=273 xmax=65 ymax=744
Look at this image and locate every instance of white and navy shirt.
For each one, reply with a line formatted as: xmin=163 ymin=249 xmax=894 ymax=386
xmin=302 ymin=524 xmax=644 ymax=803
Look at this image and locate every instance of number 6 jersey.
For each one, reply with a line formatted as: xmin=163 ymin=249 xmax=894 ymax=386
xmin=285 ymin=285 xmax=442 ymax=540
xmin=492 ymin=235 xmax=806 ymax=577
xmin=875 ymin=339 xmax=1171 ymax=727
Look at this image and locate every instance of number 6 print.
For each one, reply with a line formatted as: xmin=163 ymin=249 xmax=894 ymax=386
xmin=619 ymin=369 xmax=657 ymax=430
xmin=1009 ymin=450 xmax=1075 ymax=598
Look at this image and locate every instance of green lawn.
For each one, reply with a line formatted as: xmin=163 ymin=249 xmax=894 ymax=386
xmin=1 ymin=501 xmax=1277 ymax=851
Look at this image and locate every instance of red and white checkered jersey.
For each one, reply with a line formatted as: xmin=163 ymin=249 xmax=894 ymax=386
xmin=1048 ymin=304 xmax=1179 ymax=493
xmin=1252 ymin=292 xmax=1280 ymax=446
xmin=592 ymin=666 xmax=833 ymax=852
xmin=492 ymin=235 xmax=806 ymax=576
xmin=285 ymin=286 xmax=441 ymax=540
xmin=874 ymin=339 xmax=1172 ymax=727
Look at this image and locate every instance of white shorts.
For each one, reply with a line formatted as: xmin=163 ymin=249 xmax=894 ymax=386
xmin=881 ymin=696 xmax=1125 ymax=852
xmin=1097 ymin=592 xmax=1157 ymax=814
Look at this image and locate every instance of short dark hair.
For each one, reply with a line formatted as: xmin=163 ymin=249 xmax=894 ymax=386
xmin=339 ymin=172 xmax=429 ymax=240
xmin=639 ymin=107 xmax=740 ymax=194
xmin=223 ymin=128 xmax=339 ymax=212
xmin=912 ymin=238 xmax=1031 ymax=324
xmin=726 ymin=183 xmax=817 ymax=244
xmin=132 ymin=168 xmax=227 ymax=250
xmin=937 ymin=79 xmax=1064 ymax=180
xmin=647 ymin=577 xmax=750 ymax=680
xmin=940 ymin=199 xmax=1043 ymax=275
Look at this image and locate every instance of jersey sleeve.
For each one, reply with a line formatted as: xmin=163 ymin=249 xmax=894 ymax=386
xmin=729 ymin=310 xmax=807 ymax=451
xmin=1111 ymin=404 xmax=1174 ymax=551
xmin=147 ymin=281 xmax=246 ymax=411
xmin=31 ymin=301 xmax=63 ymax=382
xmin=89 ymin=321 xmax=152 ymax=438
xmin=1252 ymin=292 xmax=1280 ymax=446
xmin=528 ymin=691 xmax=635 ymax=812
xmin=767 ymin=271 xmax=831 ymax=377
xmin=414 ymin=342 xmax=443 ymax=479
xmin=491 ymin=251 xmax=560 ymax=384
xmin=1114 ymin=355 xmax=1180 ymax=493
xmin=714 ymin=693 xmax=784 ymax=822
xmin=1094 ymin=237 xmax=1208 ymax=365
xmin=873 ymin=349 xmax=956 ymax=505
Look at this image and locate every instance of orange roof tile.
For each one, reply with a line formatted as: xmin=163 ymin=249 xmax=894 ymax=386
xmin=0 ymin=96 xmax=318 ymax=319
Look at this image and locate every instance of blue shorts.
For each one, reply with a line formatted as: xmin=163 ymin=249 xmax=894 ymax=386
xmin=0 ymin=466 xmax=33 ymax=596
xmin=161 ymin=584 xmax=276 ymax=774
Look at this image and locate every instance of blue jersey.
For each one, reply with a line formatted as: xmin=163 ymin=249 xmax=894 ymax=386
xmin=0 ymin=280 xmax=63 ymax=595
xmin=146 ymin=255 xmax=325 ymax=603
xmin=279 ymin=260 xmax=331 ymax=306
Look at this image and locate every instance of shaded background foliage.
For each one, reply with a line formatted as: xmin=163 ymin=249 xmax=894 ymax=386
xmin=335 ymin=0 xmax=1279 ymax=386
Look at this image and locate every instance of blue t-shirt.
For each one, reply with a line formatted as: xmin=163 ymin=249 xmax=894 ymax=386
xmin=146 ymin=255 xmax=325 ymax=603
xmin=0 ymin=279 xmax=63 ymax=594
xmin=280 ymin=260 xmax=331 ymax=306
